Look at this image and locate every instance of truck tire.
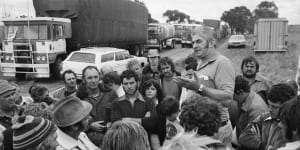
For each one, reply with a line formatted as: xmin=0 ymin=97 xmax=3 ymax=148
xmin=15 ymin=73 xmax=26 ymax=80
xmin=51 ymin=57 xmax=62 ymax=79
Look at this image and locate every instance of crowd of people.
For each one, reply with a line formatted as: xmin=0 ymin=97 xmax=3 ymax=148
xmin=0 ymin=32 xmax=299 ymax=150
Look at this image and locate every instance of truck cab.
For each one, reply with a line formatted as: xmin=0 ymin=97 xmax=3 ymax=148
xmin=0 ymin=17 xmax=71 ymax=79
xmin=147 ymin=23 xmax=176 ymax=51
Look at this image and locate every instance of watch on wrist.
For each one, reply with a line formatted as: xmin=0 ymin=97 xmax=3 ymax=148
xmin=198 ymin=84 xmax=204 ymax=92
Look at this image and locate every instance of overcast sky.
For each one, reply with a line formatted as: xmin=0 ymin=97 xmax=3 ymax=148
xmin=1 ymin=0 xmax=300 ymax=24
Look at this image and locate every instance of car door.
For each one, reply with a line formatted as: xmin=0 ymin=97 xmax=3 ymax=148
xmin=114 ymin=51 xmax=126 ymax=74
xmin=99 ymin=52 xmax=116 ymax=72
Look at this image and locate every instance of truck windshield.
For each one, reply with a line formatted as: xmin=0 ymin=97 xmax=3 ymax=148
xmin=5 ymin=25 xmax=48 ymax=40
xmin=148 ymin=26 xmax=160 ymax=35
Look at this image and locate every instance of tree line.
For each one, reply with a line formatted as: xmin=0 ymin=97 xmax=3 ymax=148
xmin=148 ymin=1 xmax=279 ymax=34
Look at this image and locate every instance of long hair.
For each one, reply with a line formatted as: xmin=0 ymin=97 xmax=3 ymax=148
xmin=102 ymin=120 xmax=150 ymax=150
xmin=158 ymin=57 xmax=176 ymax=73
xmin=140 ymin=79 xmax=164 ymax=103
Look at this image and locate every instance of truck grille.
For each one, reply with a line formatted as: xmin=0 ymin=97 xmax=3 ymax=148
xmin=13 ymin=43 xmax=33 ymax=64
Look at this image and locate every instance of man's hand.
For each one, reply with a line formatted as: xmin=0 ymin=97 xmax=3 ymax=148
xmin=90 ymin=121 xmax=106 ymax=132
xmin=145 ymin=111 xmax=151 ymax=117
xmin=173 ymin=73 xmax=200 ymax=91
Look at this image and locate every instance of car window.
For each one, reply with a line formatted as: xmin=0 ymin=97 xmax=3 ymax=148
xmin=101 ymin=53 xmax=114 ymax=63
xmin=122 ymin=51 xmax=131 ymax=59
xmin=68 ymin=52 xmax=95 ymax=63
xmin=115 ymin=52 xmax=124 ymax=61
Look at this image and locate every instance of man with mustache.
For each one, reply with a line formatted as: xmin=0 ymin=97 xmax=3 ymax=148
xmin=241 ymin=56 xmax=272 ymax=102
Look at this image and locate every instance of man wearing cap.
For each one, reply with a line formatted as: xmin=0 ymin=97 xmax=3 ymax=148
xmin=0 ymin=80 xmax=19 ymax=148
xmin=142 ymin=49 xmax=161 ymax=84
xmin=12 ymin=115 xmax=57 ymax=150
xmin=174 ymin=33 xmax=236 ymax=145
xmin=53 ymin=96 xmax=100 ymax=150
xmin=76 ymin=66 xmax=118 ymax=146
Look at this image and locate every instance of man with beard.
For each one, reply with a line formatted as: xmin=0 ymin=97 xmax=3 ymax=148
xmin=173 ymin=33 xmax=236 ymax=145
xmin=159 ymin=57 xmax=181 ymax=100
xmin=241 ymin=56 xmax=272 ymax=102
xmin=76 ymin=66 xmax=118 ymax=146
xmin=53 ymin=69 xmax=78 ymax=100
xmin=111 ymin=70 xmax=155 ymax=122
xmin=239 ymin=83 xmax=296 ymax=150
xmin=0 ymin=80 xmax=19 ymax=148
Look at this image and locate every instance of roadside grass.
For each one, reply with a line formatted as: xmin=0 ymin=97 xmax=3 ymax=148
xmin=176 ymin=28 xmax=300 ymax=84
xmin=220 ymin=31 xmax=300 ymax=83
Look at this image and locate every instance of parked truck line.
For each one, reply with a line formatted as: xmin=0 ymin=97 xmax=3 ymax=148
xmin=0 ymin=0 xmax=148 ymax=79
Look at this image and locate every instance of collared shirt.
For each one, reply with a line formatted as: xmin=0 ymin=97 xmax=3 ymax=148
xmin=52 ymin=87 xmax=77 ymax=100
xmin=111 ymin=92 xmax=155 ymax=122
xmin=236 ymin=92 xmax=268 ymax=139
xmin=56 ymin=129 xmax=100 ymax=150
xmin=249 ymin=73 xmax=272 ymax=101
xmin=195 ymin=52 xmax=236 ymax=122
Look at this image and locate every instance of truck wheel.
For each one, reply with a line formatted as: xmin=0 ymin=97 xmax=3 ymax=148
xmin=51 ymin=57 xmax=62 ymax=79
xmin=15 ymin=73 xmax=26 ymax=80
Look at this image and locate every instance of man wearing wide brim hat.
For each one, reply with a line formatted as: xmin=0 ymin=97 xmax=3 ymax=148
xmin=142 ymin=49 xmax=161 ymax=84
xmin=53 ymin=96 xmax=100 ymax=150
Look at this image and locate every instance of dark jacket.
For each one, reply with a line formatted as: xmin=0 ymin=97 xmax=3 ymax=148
xmin=76 ymin=83 xmax=118 ymax=122
xmin=141 ymin=103 xmax=167 ymax=145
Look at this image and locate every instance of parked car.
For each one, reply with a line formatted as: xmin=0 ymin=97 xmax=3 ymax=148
xmin=60 ymin=47 xmax=147 ymax=79
xmin=227 ymin=35 xmax=246 ymax=48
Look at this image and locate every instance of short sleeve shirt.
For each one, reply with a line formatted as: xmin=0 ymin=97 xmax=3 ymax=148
xmin=195 ymin=53 xmax=236 ymax=121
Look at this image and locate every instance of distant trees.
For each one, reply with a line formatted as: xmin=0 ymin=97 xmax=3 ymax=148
xmin=163 ymin=10 xmax=190 ymax=23
xmin=247 ymin=1 xmax=279 ymax=33
xmin=221 ymin=6 xmax=252 ymax=34
xmin=163 ymin=9 xmax=201 ymax=24
xmin=221 ymin=1 xmax=279 ymax=34
xmin=254 ymin=1 xmax=278 ymax=18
